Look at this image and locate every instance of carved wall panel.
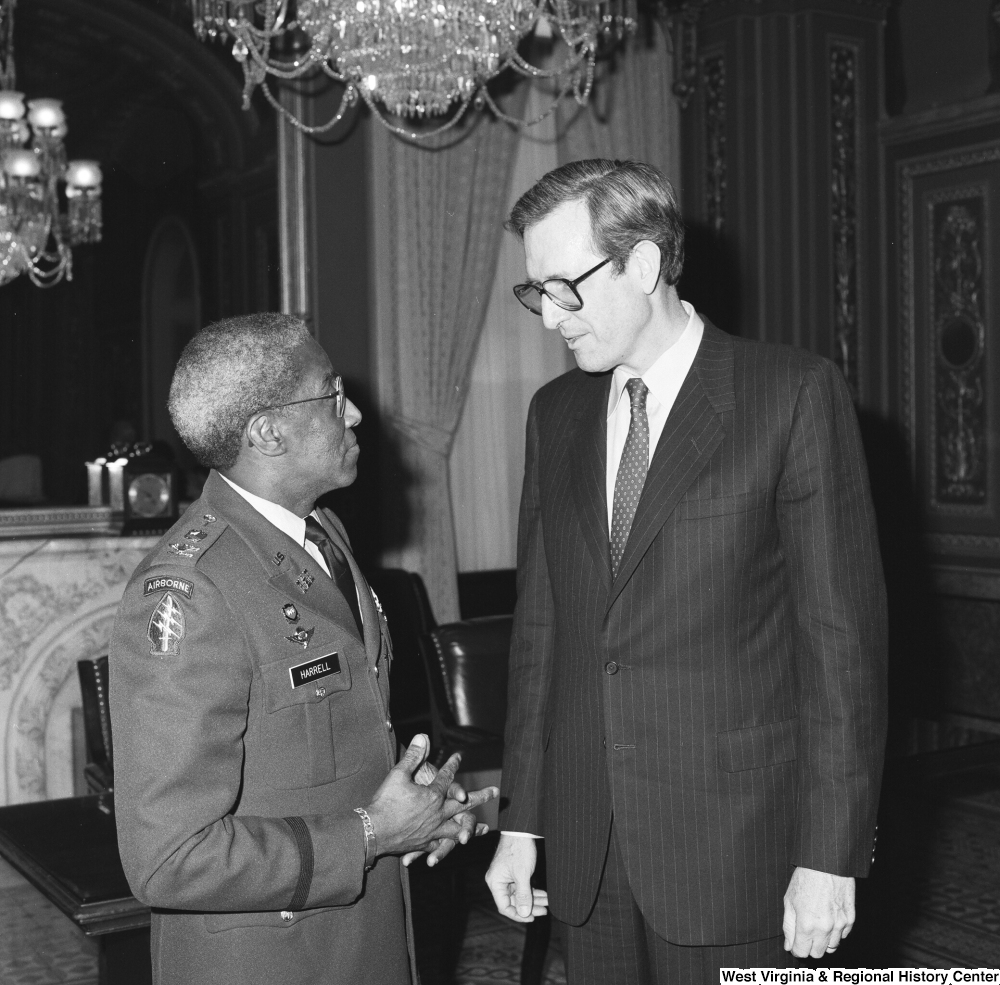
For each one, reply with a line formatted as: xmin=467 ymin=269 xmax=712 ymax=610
xmin=830 ymin=41 xmax=859 ymax=396
xmin=0 ymin=536 xmax=153 ymax=804
xmin=897 ymin=143 xmax=1000 ymax=556
xmin=702 ymin=49 xmax=726 ymax=235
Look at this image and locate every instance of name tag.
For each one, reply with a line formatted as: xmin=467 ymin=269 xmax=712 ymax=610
xmin=289 ymin=651 xmax=340 ymax=688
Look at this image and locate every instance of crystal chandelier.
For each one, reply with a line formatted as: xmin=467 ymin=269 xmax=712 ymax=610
xmin=0 ymin=0 xmax=102 ymax=288
xmin=191 ymin=0 xmax=636 ymax=139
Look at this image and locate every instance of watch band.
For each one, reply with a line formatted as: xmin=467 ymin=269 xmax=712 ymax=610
xmin=354 ymin=807 xmax=377 ymax=871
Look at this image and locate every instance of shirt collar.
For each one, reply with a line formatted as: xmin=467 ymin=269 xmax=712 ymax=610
xmin=608 ymin=301 xmax=704 ymax=418
xmin=219 ymin=472 xmax=311 ymax=548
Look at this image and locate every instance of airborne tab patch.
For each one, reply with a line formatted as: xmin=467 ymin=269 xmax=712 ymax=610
xmin=148 ymin=592 xmax=186 ymax=655
xmin=288 ymin=651 xmax=340 ymax=688
xmin=144 ymin=576 xmax=194 ymax=599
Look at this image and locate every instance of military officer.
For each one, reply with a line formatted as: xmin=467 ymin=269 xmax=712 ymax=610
xmin=110 ymin=313 xmax=495 ymax=985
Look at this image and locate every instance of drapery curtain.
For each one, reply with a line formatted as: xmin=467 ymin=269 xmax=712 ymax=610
xmin=371 ymin=104 xmax=526 ymax=622
xmin=557 ymin=20 xmax=680 ymax=182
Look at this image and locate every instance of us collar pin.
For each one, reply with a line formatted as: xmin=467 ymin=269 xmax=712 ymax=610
xmin=282 ymin=603 xmax=299 ymax=622
xmin=273 ymin=551 xmax=286 ymax=566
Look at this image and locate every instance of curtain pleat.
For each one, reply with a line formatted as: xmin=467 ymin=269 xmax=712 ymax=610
xmin=372 ymin=100 xmax=526 ymax=622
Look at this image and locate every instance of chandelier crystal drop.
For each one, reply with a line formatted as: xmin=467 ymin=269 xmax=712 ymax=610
xmin=0 ymin=0 xmax=102 ymax=289
xmin=190 ymin=0 xmax=636 ymax=139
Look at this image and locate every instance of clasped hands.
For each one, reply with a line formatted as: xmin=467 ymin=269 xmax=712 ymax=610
xmin=365 ymin=733 xmax=498 ymax=867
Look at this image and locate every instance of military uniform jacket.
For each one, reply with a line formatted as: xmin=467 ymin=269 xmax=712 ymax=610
xmin=110 ymin=471 xmax=410 ymax=985
xmin=500 ymin=321 xmax=889 ymax=946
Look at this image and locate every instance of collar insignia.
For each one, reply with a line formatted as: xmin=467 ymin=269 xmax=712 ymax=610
xmin=169 ymin=542 xmax=201 ymax=558
xmin=282 ymin=602 xmax=299 ymax=622
xmin=296 ymin=569 xmax=315 ymax=593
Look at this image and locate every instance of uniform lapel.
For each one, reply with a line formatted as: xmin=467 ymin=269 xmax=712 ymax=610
xmin=569 ymin=372 xmax=613 ymax=594
xmin=201 ymin=473 xmax=360 ymax=640
xmin=605 ymin=321 xmax=736 ymax=614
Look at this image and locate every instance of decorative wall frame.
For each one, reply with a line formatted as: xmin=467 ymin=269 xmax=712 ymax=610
xmin=898 ymin=141 xmax=1000 ymax=556
xmin=830 ymin=40 xmax=860 ymax=397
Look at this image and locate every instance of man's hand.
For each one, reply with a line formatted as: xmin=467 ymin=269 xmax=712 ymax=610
xmin=401 ymin=758 xmax=489 ymax=867
xmin=366 ymin=734 xmax=497 ymax=862
xmin=485 ymin=833 xmax=549 ymax=923
xmin=783 ymin=866 xmax=855 ymax=958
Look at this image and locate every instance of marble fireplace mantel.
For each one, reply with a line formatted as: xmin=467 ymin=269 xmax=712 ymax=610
xmin=0 ymin=535 xmax=156 ymax=805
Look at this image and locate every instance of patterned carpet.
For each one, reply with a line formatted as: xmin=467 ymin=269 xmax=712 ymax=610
xmin=883 ymin=759 xmax=1000 ymax=967
xmin=0 ymin=877 xmax=99 ymax=985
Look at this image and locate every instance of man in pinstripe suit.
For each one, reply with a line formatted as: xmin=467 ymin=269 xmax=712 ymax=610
xmin=485 ymin=160 xmax=888 ymax=983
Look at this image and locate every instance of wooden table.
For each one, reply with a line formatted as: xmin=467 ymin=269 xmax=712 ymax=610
xmin=0 ymin=793 xmax=151 ymax=985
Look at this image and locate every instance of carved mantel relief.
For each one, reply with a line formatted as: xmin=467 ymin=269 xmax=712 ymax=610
xmin=0 ymin=536 xmax=154 ymax=804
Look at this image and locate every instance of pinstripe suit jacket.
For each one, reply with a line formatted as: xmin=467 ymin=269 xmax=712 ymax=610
xmin=499 ymin=320 xmax=888 ymax=946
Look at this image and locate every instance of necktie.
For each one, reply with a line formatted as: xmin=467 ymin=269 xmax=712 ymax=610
xmin=304 ymin=516 xmax=363 ymax=635
xmin=610 ymin=378 xmax=650 ymax=578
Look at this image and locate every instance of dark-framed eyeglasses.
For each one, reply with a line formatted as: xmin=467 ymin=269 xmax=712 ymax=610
xmin=267 ymin=375 xmax=346 ymax=418
xmin=512 ymin=257 xmax=613 ymax=316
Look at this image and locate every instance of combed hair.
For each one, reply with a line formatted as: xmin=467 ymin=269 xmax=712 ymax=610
xmin=168 ymin=313 xmax=312 ymax=470
xmin=506 ymin=158 xmax=684 ymax=285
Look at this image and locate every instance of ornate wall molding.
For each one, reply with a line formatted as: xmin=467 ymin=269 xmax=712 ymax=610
xmin=0 ymin=536 xmax=153 ymax=803
xmin=830 ymin=41 xmax=860 ymax=396
xmin=899 ymin=145 xmax=1000 ymax=485
xmin=927 ymin=188 xmax=988 ymax=513
xmin=702 ymin=49 xmax=726 ymax=234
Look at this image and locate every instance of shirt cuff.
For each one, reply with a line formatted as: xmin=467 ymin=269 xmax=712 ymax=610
xmin=501 ymin=830 xmax=542 ymax=839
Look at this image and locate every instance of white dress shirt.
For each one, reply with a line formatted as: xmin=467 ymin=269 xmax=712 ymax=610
xmin=605 ymin=301 xmax=704 ymax=529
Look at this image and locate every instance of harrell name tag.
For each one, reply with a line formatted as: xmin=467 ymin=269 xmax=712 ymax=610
xmin=289 ymin=651 xmax=340 ymax=689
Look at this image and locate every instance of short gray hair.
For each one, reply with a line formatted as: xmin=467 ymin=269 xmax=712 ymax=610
xmin=168 ymin=313 xmax=312 ymax=470
xmin=506 ymin=158 xmax=684 ymax=285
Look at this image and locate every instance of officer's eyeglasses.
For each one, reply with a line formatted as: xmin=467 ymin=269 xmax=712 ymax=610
xmin=267 ymin=376 xmax=346 ymax=418
xmin=513 ymin=257 xmax=613 ymax=316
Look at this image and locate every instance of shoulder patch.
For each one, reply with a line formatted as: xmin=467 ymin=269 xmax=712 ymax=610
xmin=147 ymin=592 xmax=186 ymax=655
xmin=144 ymin=576 xmax=194 ymax=599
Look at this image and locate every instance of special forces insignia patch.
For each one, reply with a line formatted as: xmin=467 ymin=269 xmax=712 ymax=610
xmin=148 ymin=592 xmax=186 ymax=655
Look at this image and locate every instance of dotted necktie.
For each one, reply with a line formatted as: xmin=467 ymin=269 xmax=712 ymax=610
xmin=610 ymin=378 xmax=650 ymax=578
xmin=304 ymin=516 xmax=363 ymax=635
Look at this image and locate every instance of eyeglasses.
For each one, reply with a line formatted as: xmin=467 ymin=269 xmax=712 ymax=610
xmin=267 ymin=376 xmax=346 ymax=418
xmin=512 ymin=257 xmax=613 ymax=316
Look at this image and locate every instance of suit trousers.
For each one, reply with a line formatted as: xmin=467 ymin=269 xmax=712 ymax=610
xmin=558 ymin=822 xmax=792 ymax=985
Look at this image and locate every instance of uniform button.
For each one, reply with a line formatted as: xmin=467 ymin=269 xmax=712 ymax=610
xmin=386 ymin=720 xmax=393 ymax=731
xmin=315 ymin=686 xmax=326 ymax=698
xmin=374 ymin=666 xmax=379 ymax=678
xmin=280 ymin=910 xmax=294 ymax=922
xmin=602 ymin=738 xmax=607 ymax=748
xmin=605 ymin=661 xmax=619 ymax=675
